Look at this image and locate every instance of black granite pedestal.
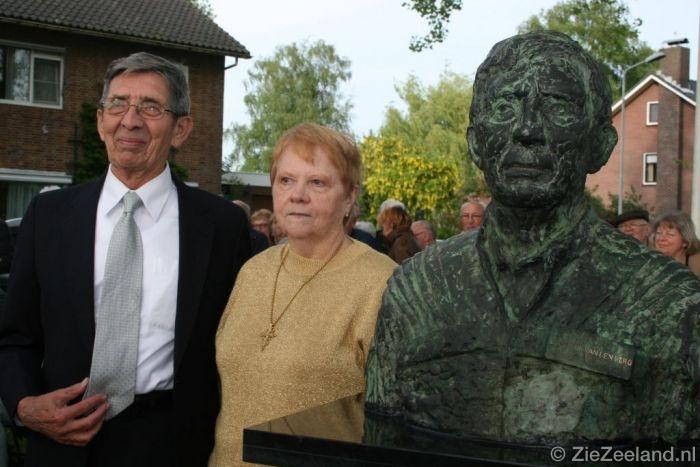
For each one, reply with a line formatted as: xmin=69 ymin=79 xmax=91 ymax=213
xmin=243 ymin=394 xmax=640 ymax=466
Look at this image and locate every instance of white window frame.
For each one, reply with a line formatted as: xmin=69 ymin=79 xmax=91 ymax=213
xmin=642 ymin=152 xmax=657 ymax=186
xmin=0 ymin=44 xmax=64 ymax=109
xmin=646 ymin=101 xmax=659 ymax=126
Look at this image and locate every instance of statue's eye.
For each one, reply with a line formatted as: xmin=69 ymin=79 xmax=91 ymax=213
xmin=491 ymin=99 xmax=517 ymax=123
xmin=542 ymin=97 xmax=579 ymax=126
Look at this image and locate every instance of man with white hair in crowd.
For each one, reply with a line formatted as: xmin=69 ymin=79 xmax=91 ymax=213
xmin=411 ymin=220 xmax=436 ymax=250
xmin=460 ymin=201 xmax=485 ymax=232
xmin=233 ymin=200 xmax=269 ymax=255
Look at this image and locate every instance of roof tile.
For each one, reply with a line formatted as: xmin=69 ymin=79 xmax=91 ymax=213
xmin=0 ymin=0 xmax=250 ymax=57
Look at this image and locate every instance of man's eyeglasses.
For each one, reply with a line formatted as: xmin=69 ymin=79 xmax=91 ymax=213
xmin=100 ymin=98 xmax=176 ymax=120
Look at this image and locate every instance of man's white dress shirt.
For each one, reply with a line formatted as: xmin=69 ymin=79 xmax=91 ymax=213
xmin=94 ymin=165 xmax=179 ymax=394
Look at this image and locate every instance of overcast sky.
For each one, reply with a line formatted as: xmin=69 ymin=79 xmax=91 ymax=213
xmin=209 ymin=0 xmax=699 ymax=162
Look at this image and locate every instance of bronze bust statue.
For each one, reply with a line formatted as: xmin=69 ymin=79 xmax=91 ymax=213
xmin=365 ymin=31 xmax=700 ymax=445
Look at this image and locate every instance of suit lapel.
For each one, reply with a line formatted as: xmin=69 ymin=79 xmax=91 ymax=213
xmin=60 ymin=176 xmax=105 ymax=351
xmin=174 ymin=178 xmax=214 ymax=371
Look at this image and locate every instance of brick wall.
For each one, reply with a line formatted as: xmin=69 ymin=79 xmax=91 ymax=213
xmin=585 ymin=82 xmax=696 ymax=216
xmin=586 ymin=85 xmax=660 ymax=211
xmin=0 ymin=23 xmax=226 ymax=193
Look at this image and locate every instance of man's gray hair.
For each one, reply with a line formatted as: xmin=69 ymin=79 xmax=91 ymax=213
xmin=378 ymin=198 xmax=405 ymax=214
xmin=461 ymin=200 xmax=485 ymax=211
xmin=101 ymin=52 xmax=190 ymax=117
xmin=413 ymin=220 xmax=436 ymax=239
xmin=232 ymin=200 xmax=251 ymax=220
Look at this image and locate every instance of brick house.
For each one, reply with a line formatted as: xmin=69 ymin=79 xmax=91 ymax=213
xmin=0 ymin=0 xmax=249 ymax=218
xmin=222 ymin=171 xmax=273 ymax=212
xmin=586 ymin=45 xmax=696 ymax=216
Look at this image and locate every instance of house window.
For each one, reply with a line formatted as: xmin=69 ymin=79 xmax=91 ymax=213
xmin=0 ymin=45 xmax=63 ymax=107
xmin=647 ymin=101 xmax=659 ymax=125
xmin=643 ymin=153 xmax=657 ymax=185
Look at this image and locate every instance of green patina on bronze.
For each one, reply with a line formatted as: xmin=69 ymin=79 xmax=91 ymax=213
xmin=364 ymin=31 xmax=700 ymax=445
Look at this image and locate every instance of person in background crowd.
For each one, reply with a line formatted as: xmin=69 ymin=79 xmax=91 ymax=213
xmin=377 ymin=199 xmax=405 ymax=218
xmin=378 ymin=206 xmax=421 ymax=264
xmin=375 ymin=199 xmax=405 ymax=246
xmin=652 ymin=211 xmax=700 ymax=277
xmin=270 ymin=215 xmax=287 ymax=245
xmin=250 ymin=208 xmax=273 ymax=242
xmin=411 ymin=220 xmax=436 ymax=250
xmin=355 ymin=221 xmax=376 ymax=237
xmin=233 ymin=200 xmax=270 ymax=256
xmin=0 ymin=52 xmax=250 ymax=467
xmin=613 ymin=209 xmax=651 ymax=246
xmin=210 ymin=123 xmax=396 ymax=466
xmin=345 ymin=203 xmax=383 ymax=252
xmin=460 ymin=201 xmax=485 ymax=232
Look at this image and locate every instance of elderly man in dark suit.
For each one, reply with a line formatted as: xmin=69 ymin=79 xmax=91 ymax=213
xmin=0 ymin=52 xmax=250 ymax=467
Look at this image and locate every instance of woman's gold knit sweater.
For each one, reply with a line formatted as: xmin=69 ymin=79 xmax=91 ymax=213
xmin=209 ymin=239 xmax=396 ymax=466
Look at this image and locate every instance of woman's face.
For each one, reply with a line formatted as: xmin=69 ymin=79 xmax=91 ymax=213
xmin=272 ymin=147 xmax=355 ymax=244
xmin=654 ymin=223 xmax=687 ymax=260
xmin=381 ymin=219 xmax=393 ymax=237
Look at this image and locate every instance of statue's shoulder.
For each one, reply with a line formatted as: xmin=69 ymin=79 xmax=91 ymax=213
xmin=380 ymin=231 xmax=481 ymax=325
xmin=391 ymin=230 xmax=479 ymax=281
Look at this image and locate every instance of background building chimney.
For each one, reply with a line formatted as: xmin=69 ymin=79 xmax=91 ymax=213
xmin=660 ymin=45 xmax=690 ymax=88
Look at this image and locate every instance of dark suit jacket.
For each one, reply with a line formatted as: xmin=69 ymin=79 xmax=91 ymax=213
xmin=0 ymin=175 xmax=251 ymax=466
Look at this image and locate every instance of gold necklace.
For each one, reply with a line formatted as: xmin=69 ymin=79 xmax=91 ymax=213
xmin=260 ymin=238 xmax=346 ymax=351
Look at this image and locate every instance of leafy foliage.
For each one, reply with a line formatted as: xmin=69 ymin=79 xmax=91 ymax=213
xmin=361 ymin=71 xmax=485 ymax=237
xmin=189 ymin=0 xmax=215 ymax=19
xmin=402 ymin=0 xmax=463 ymax=52
xmin=361 ymin=136 xmax=461 ymax=224
xmin=72 ymin=102 xmax=108 ymax=184
xmin=226 ymin=41 xmax=352 ymax=172
xmin=518 ymin=0 xmax=656 ymax=100
xmin=587 ymin=185 xmax=652 ymax=221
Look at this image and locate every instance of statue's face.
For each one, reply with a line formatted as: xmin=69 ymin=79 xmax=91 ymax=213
xmin=469 ymin=55 xmax=595 ymax=208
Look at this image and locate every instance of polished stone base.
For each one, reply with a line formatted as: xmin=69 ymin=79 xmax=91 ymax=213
xmin=244 ymin=395 xmax=566 ymax=466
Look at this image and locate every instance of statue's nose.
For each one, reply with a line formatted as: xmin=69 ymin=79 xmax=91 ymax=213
xmin=513 ymin=101 xmax=545 ymax=146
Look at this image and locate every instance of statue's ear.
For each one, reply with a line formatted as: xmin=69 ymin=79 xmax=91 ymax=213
xmin=587 ymin=123 xmax=617 ymax=174
xmin=467 ymin=124 xmax=484 ymax=170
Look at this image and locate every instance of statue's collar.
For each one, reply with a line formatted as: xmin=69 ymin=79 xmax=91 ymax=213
xmin=477 ymin=198 xmax=594 ymax=273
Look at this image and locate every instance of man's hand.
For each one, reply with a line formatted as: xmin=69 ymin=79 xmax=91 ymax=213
xmin=16 ymin=378 xmax=110 ymax=446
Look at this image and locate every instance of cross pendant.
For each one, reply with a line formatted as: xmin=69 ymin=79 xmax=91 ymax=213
xmin=260 ymin=322 xmax=276 ymax=351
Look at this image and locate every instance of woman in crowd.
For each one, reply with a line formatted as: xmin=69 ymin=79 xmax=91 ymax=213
xmin=270 ymin=214 xmax=287 ymax=244
xmin=209 ymin=123 xmax=397 ymax=466
xmin=652 ymin=211 xmax=700 ymax=277
xmin=250 ymin=208 xmax=273 ymax=242
xmin=378 ymin=205 xmax=421 ymax=264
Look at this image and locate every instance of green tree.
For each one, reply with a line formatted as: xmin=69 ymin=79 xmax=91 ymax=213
xmin=189 ymin=0 xmax=215 ymax=19
xmin=518 ymin=0 xmax=656 ymax=100
xmin=587 ymin=185 xmax=652 ymax=221
xmin=363 ymin=71 xmax=484 ymax=237
xmin=72 ymin=102 xmax=108 ymax=184
xmin=226 ymin=40 xmax=352 ymax=172
xmin=402 ymin=0 xmax=463 ymax=52
xmin=361 ymin=136 xmax=461 ymax=225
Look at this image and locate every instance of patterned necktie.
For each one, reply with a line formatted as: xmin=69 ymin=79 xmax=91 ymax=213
xmin=86 ymin=191 xmax=144 ymax=419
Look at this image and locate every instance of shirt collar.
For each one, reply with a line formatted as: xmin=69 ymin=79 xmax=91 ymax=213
xmin=102 ymin=164 xmax=175 ymax=221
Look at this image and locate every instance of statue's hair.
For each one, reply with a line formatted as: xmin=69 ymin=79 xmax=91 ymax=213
xmin=470 ymin=31 xmax=612 ymax=131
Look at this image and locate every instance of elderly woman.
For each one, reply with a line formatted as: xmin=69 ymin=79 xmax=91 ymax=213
xmin=209 ymin=123 xmax=397 ymax=465
xmin=250 ymin=208 xmax=273 ymax=242
xmin=378 ymin=205 xmax=421 ymax=264
xmin=652 ymin=211 xmax=700 ymax=277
